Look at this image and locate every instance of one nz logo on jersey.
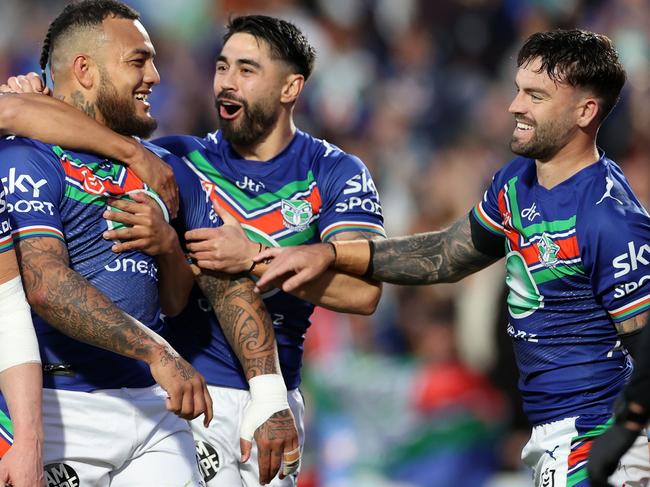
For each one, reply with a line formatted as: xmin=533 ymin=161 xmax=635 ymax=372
xmin=281 ymin=199 xmax=313 ymax=232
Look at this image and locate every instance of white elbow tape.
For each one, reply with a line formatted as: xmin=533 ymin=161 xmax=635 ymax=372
xmin=0 ymin=276 xmax=40 ymax=372
xmin=240 ymin=373 xmax=290 ymax=441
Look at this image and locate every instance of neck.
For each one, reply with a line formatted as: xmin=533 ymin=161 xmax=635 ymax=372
xmin=535 ymin=136 xmax=599 ymax=189
xmin=231 ymin=113 xmax=296 ymax=162
xmin=53 ymin=86 xmax=102 ymax=123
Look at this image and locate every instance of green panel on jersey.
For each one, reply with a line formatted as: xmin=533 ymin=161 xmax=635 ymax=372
xmin=0 ymin=409 xmax=13 ymax=435
xmin=187 ymin=150 xmax=316 ymax=211
xmin=505 ymin=251 xmax=544 ymax=318
xmin=507 ymin=177 xmax=577 ymax=237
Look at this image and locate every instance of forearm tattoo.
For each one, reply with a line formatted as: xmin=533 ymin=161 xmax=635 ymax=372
xmin=16 ymin=237 xmax=161 ymax=361
xmin=196 ymin=272 xmax=277 ymax=379
xmin=371 ymin=217 xmax=498 ymax=285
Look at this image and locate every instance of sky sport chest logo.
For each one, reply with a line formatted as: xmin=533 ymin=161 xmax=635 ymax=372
xmin=281 ymin=199 xmax=313 ymax=232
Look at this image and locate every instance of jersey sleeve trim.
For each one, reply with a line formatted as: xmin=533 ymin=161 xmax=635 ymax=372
xmin=320 ymin=221 xmax=386 ymax=242
xmin=0 ymin=235 xmax=13 ymax=253
xmin=610 ymin=294 xmax=650 ymax=322
xmin=472 ymin=202 xmax=504 ymax=236
xmin=13 ymin=225 xmax=65 ymax=242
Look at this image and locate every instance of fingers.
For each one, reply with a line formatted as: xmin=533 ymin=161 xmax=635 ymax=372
xmin=203 ymin=383 xmax=213 ymax=427
xmin=7 ymin=74 xmax=43 ymax=94
xmin=240 ymin=438 xmax=252 ymax=463
xmin=25 ymin=72 xmax=45 ymax=93
xmin=211 ymin=199 xmax=240 ymax=226
xmin=164 ymin=387 xmax=182 ymax=417
xmin=107 ymin=197 xmax=150 ymax=215
xmin=255 ymin=262 xmax=291 ymax=290
xmin=256 ymin=439 xmax=273 ymax=485
xmin=280 ymin=444 xmax=301 ymax=479
xmin=254 ymin=247 xmax=283 ymax=263
xmin=185 ymin=227 xmax=219 ymax=242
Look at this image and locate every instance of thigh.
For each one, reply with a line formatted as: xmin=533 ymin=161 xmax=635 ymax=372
xmin=110 ymin=386 xmax=205 ymax=487
xmin=110 ymin=427 xmax=204 ymax=487
xmin=239 ymin=389 xmax=306 ymax=487
xmin=190 ymin=385 xmax=249 ymax=487
xmin=42 ymin=388 xmax=128 ymax=487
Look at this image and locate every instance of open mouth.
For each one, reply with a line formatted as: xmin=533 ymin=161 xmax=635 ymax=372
xmin=219 ymin=100 xmax=243 ymax=120
xmin=134 ymin=92 xmax=151 ymax=109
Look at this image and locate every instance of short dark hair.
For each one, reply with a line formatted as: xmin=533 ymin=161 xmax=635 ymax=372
xmin=517 ymin=29 xmax=626 ymax=123
xmin=224 ymin=15 xmax=316 ymax=80
xmin=40 ymin=0 xmax=140 ymax=84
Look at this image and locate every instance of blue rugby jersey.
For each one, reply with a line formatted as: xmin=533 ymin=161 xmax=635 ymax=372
xmin=471 ymin=152 xmax=650 ymax=425
xmin=154 ymin=129 xmax=386 ymax=390
xmin=0 ymin=187 xmax=11 ymax=254
xmin=0 ymin=136 xmax=213 ymax=391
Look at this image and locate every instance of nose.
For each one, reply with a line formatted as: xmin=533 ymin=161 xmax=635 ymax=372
xmin=144 ymin=60 xmax=161 ymax=86
xmin=214 ymin=68 xmax=236 ymax=95
xmin=508 ymin=91 xmax=525 ymax=115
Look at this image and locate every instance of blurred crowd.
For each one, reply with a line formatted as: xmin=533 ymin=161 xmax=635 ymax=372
xmin=2 ymin=0 xmax=649 ymax=485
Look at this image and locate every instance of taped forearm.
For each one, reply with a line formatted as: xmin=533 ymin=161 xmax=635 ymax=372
xmin=330 ymin=240 xmax=372 ymax=276
xmin=0 ymin=276 xmax=40 ymax=372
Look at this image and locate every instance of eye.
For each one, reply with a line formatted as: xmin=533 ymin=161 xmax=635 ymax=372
xmin=130 ymin=59 xmax=145 ymax=67
xmin=216 ymin=64 xmax=228 ymax=73
xmin=530 ymin=93 xmax=543 ymax=102
xmin=241 ymin=67 xmax=254 ymax=74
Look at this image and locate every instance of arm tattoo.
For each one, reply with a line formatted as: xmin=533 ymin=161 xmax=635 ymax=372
xmin=16 ymin=237 xmax=163 ymax=362
xmin=372 ymin=217 xmax=498 ymax=285
xmin=196 ymin=272 xmax=278 ymax=379
xmin=616 ymin=312 xmax=649 ymax=335
xmin=70 ymin=90 xmax=96 ymax=120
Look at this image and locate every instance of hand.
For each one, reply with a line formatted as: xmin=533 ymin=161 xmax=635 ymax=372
xmin=0 ymin=435 xmax=44 ymax=487
xmin=587 ymin=422 xmax=640 ymax=487
xmin=149 ymin=345 xmax=213 ymax=427
xmin=102 ymin=192 xmax=178 ymax=256
xmin=0 ymin=72 xmax=50 ymax=95
xmin=126 ymin=145 xmax=179 ymax=218
xmin=254 ymin=243 xmax=336 ymax=292
xmin=241 ymin=409 xmax=300 ymax=485
xmin=239 ymin=375 xmax=300 ymax=485
xmin=185 ymin=200 xmax=260 ymax=274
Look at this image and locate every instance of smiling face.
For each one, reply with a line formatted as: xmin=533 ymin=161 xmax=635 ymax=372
xmin=213 ymin=32 xmax=287 ymax=148
xmin=508 ymin=57 xmax=583 ymax=162
xmin=94 ymin=17 xmax=160 ymax=138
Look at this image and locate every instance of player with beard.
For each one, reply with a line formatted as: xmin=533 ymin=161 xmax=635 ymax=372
xmin=0 ymin=14 xmax=384 ymax=486
xmin=250 ymin=29 xmax=650 ymax=486
xmin=0 ymin=2 xmax=300 ymax=485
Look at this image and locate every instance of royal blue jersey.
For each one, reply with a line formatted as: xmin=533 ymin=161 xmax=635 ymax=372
xmin=0 ymin=136 xmax=212 ymax=392
xmin=154 ymin=129 xmax=386 ymax=390
xmin=0 ymin=187 xmax=12 ymax=254
xmin=471 ymin=152 xmax=650 ymax=425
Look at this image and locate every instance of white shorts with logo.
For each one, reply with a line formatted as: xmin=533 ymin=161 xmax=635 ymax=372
xmin=522 ymin=416 xmax=650 ymax=487
xmin=42 ymin=385 xmax=204 ymax=487
xmin=191 ymin=385 xmax=305 ymax=487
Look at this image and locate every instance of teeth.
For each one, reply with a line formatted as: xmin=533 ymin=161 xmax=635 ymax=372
xmin=135 ymin=94 xmax=148 ymax=101
xmin=517 ymin=122 xmax=533 ymax=130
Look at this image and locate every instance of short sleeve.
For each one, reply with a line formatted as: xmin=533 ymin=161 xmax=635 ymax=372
xmin=580 ymin=197 xmax=650 ymax=323
xmin=471 ymin=174 xmax=505 ymax=238
xmin=0 ymin=139 xmax=65 ymax=243
xmin=0 ymin=188 xmax=12 ymax=253
xmin=316 ymin=153 xmax=385 ymax=241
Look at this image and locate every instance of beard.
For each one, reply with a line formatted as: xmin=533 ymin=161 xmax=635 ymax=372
xmin=96 ymin=73 xmax=158 ymax=139
xmin=510 ymin=117 xmax=573 ymax=161
xmin=215 ymin=91 xmax=279 ymax=148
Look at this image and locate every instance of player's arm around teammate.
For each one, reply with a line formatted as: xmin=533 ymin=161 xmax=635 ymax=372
xmin=14 ymin=233 xmax=212 ymax=424
xmin=0 ymin=242 xmax=44 ymax=487
xmin=185 ymin=202 xmax=383 ymax=315
xmin=0 ymin=85 xmax=179 ymax=216
xmin=255 ymin=214 xmax=501 ymax=291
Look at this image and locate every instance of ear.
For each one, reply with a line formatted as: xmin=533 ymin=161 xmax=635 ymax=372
xmin=71 ymin=54 xmax=96 ymax=89
xmin=280 ymin=74 xmax=304 ymax=104
xmin=576 ymin=97 xmax=599 ymax=128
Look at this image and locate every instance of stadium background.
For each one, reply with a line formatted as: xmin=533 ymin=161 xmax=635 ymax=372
xmin=1 ymin=0 xmax=649 ymax=485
